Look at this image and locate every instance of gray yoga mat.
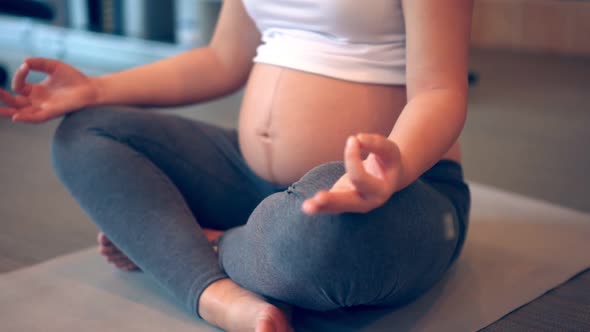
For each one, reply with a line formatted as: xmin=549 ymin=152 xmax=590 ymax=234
xmin=1 ymin=183 xmax=590 ymax=332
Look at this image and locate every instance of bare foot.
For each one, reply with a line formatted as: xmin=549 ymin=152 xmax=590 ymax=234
xmin=203 ymin=228 xmax=225 ymax=243
xmin=98 ymin=232 xmax=140 ymax=271
xmin=199 ymin=278 xmax=293 ymax=332
xmin=98 ymin=228 xmax=225 ymax=272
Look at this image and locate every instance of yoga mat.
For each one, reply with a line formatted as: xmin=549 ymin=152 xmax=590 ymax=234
xmin=1 ymin=183 xmax=590 ymax=331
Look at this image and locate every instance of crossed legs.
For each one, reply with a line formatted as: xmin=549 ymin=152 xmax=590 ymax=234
xmin=52 ymin=106 xmax=468 ymax=330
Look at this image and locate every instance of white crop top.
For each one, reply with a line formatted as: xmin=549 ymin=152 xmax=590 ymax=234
xmin=242 ymin=0 xmax=406 ymax=85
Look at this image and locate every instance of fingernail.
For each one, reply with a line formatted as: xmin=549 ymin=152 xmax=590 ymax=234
xmin=347 ymin=136 xmax=355 ymax=147
xmin=301 ymin=204 xmax=309 ymax=214
xmin=301 ymin=202 xmax=314 ymax=215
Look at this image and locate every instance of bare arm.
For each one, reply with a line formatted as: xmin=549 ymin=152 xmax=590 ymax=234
xmin=302 ymin=1 xmax=473 ymax=215
xmin=94 ymin=0 xmax=260 ymax=107
xmin=389 ymin=0 xmax=473 ymax=189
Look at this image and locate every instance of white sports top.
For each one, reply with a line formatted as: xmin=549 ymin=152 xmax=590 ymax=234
xmin=242 ymin=0 xmax=406 ymax=85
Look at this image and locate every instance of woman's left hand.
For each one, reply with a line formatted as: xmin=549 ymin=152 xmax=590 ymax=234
xmin=302 ymin=133 xmax=404 ymax=215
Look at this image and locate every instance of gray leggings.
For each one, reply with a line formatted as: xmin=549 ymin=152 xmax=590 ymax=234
xmin=51 ymin=106 xmax=470 ymax=317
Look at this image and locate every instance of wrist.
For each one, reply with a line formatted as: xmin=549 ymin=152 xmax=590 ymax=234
xmin=393 ymin=151 xmax=411 ymax=193
xmin=89 ymin=76 xmax=108 ymax=106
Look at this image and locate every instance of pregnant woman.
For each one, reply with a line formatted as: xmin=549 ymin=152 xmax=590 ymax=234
xmin=0 ymin=1 xmax=473 ymax=331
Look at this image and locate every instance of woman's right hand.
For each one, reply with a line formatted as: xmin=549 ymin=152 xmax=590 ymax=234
xmin=0 ymin=57 xmax=100 ymax=124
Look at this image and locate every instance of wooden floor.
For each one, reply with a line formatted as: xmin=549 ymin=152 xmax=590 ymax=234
xmin=1 ymin=48 xmax=589 ymax=330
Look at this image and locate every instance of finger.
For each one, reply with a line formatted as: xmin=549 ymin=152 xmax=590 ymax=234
xmin=18 ymin=100 xmax=69 ymax=123
xmin=0 ymin=88 xmax=15 ymax=106
xmin=356 ymin=133 xmax=399 ymax=166
xmin=0 ymin=107 xmax=17 ymax=117
xmin=344 ymin=136 xmax=379 ymax=194
xmin=11 ymin=107 xmax=35 ymax=122
xmin=302 ymin=190 xmax=328 ymax=215
xmin=24 ymin=57 xmax=60 ymax=75
xmin=302 ymin=190 xmax=335 ymax=215
xmin=0 ymin=90 xmax=19 ymax=116
xmin=12 ymin=108 xmax=55 ymax=123
xmin=303 ymin=190 xmax=370 ymax=215
xmin=1 ymin=94 xmax=32 ymax=118
xmin=13 ymin=95 xmax=30 ymax=108
xmin=0 ymin=91 xmax=31 ymax=109
xmin=12 ymin=63 xmax=32 ymax=95
xmin=303 ymin=190 xmax=373 ymax=214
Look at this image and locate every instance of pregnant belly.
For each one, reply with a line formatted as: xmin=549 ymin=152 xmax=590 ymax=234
xmin=238 ymin=64 xmax=407 ymax=185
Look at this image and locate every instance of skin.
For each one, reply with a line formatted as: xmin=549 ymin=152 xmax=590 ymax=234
xmin=0 ymin=0 xmax=473 ymax=331
xmin=238 ymin=64 xmax=407 ymax=185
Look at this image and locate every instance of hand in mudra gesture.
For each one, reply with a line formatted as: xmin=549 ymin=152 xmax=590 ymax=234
xmin=302 ymin=133 xmax=404 ymax=215
xmin=0 ymin=58 xmax=98 ymax=124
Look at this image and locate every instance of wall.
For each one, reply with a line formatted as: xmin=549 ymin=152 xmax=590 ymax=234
xmin=471 ymin=0 xmax=590 ymax=56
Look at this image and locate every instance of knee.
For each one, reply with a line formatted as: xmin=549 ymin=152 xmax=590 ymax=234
xmin=232 ymin=172 xmax=461 ymax=308
xmin=249 ymin=161 xmax=350 ymax=258
xmin=52 ymin=106 xmax=124 ymax=146
xmin=242 ymin=164 xmax=388 ymax=298
xmin=235 ymin=188 xmax=396 ymax=308
xmin=51 ymin=106 xmax=126 ymax=179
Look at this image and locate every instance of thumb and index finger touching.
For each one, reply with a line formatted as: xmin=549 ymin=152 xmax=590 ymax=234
xmin=0 ymin=58 xmax=63 ymax=121
xmin=354 ymin=133 xmax=399 ymax=167
xmin=24 ymin=58 xmax=61 ymax=75
xmin=344 ymin=133 xmax=399 ymax=193
xmin=0 ymin=88 xmax=30 ymax=117
xmin=11 ymin=58 xmax=60 ymax=95
xmin=303 ymin=134 xmax=398 ymax=215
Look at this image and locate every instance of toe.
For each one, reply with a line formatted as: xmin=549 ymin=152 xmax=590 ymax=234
xmin=97 ymin=232 xmax=115 ymax=247
xmin=257 ymin=306 xmax=292 ymax=332
xmin=107 ymin=255 xmax=132 ymax=264
xmin=99 ymin=245 xmax=120 ymax=256
xmin=111 ymin=258 xmax=134 ymax=268
xmin=97 ymin=232 xmax=107 ymax=244
xmin=114 ymin=262 xmax=129 ymax=270
xmin=255 ymin=318 xmax=275 ymax=332
xmin=124 ymin=263 xmax=139 ymax=271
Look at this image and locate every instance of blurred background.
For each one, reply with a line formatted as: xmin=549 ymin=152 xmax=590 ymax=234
xmin=0 ymin=1 xmax=589 ymax=330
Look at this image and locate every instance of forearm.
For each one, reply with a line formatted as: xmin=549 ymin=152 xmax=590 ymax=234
xmin=91 ymin=47 xmax=248 ymax=107
xmin=388 ymin=88 xmax=467 ymax=190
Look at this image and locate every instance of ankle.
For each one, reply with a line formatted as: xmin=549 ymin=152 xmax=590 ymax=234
xmin=198 ymin=278 xmax=235 ymax=326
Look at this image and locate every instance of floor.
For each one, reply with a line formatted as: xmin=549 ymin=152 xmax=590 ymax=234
xmin=466 ymin=50 xmax=590 ymax=331
xmin=1 ymin=47 xmax=589 ymax=330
